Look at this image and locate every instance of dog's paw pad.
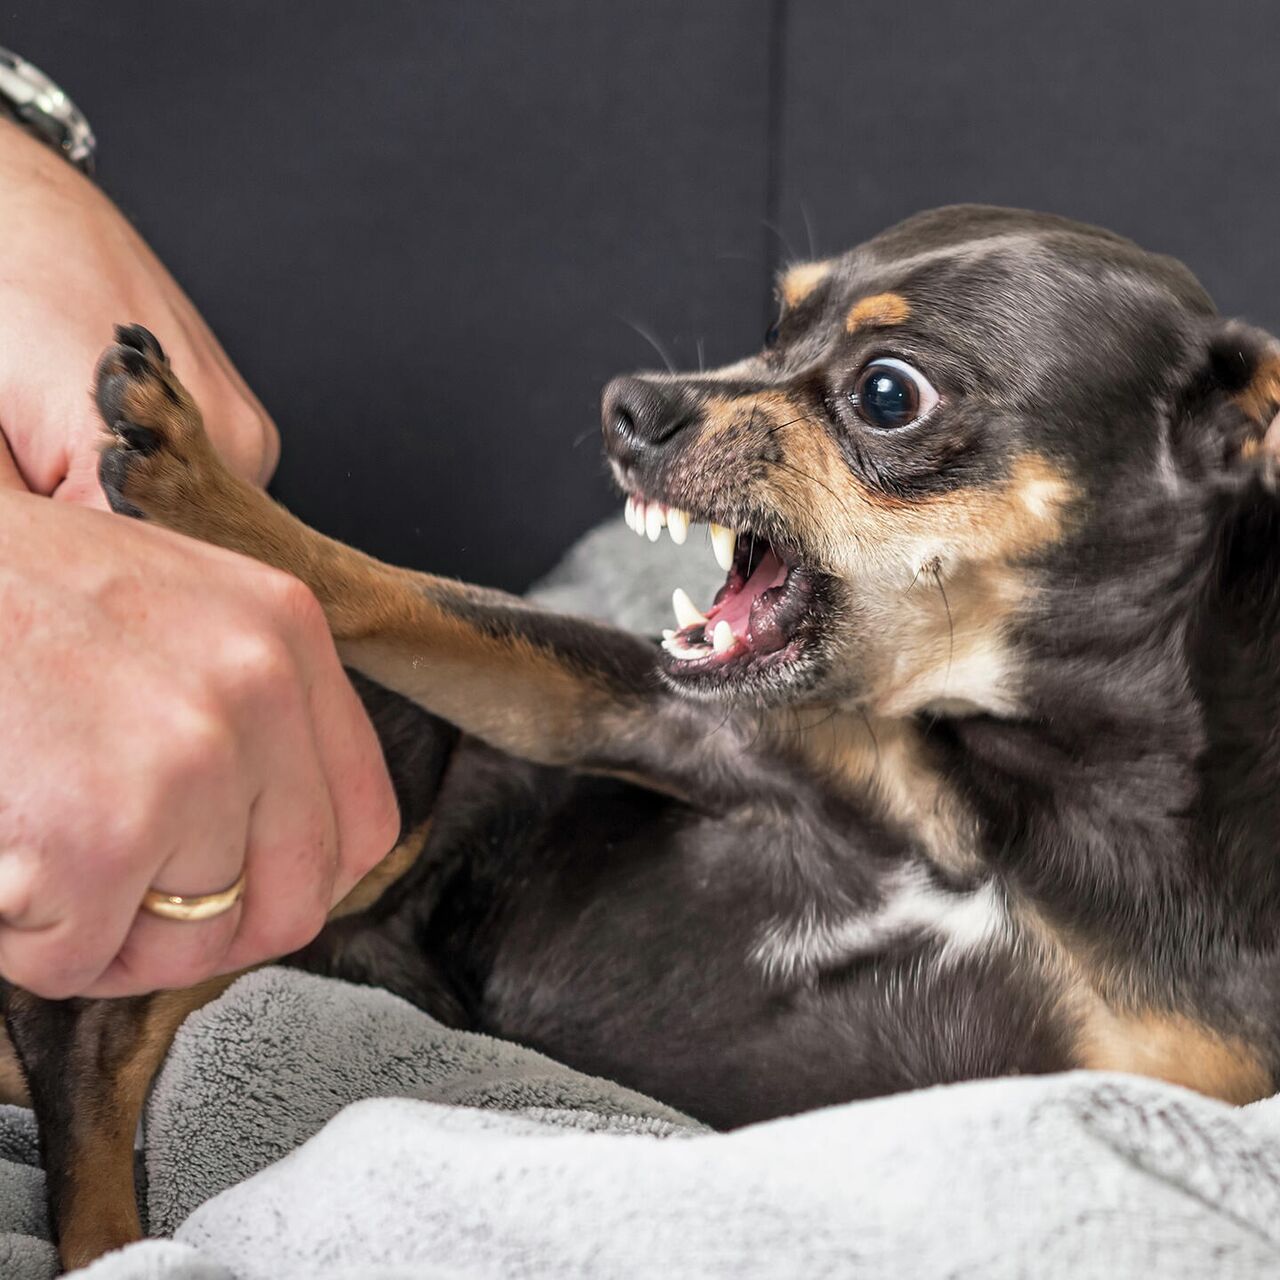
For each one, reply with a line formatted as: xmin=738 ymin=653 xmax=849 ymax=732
xmin=95 ymin=325 xmax=206 ymax=518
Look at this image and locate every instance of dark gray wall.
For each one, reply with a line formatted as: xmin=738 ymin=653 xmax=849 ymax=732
xmin=5 ymin=2 xmax=1278 ymax=589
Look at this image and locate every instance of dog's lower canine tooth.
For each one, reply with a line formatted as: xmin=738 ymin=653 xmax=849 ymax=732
xmin=710 ymin=523 xmax=736 ymax=573
xmin=667 ymin=508 xmax=690 ymax=545
xmin=661 ymin=636 xmax=702 ymax=660
xmin=711 ymin=620 xmax=735 ymax=653
xmin=672 ymin=587 xmax=707 ymax=629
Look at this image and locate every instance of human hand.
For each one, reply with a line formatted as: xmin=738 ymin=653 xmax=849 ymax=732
xmin=0 ymin=119 xmax=279 ymax=504
xmin=0 ymin=487 xmax=400 ymax=999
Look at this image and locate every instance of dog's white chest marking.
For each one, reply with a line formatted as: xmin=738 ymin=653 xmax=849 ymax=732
xmin=750 ymin=866 xmax=1008 ymax=981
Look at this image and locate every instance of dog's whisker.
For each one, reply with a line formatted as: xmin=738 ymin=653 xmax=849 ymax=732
xmin=762 ymin=218 xmax=799 ymax=265
xmin=618 ymin=316 xmax=677 ymax=374
xmin=800 ymin=201 xmax=817 ymax=261
xmin=930 ymin=561 xmax=955 ymax=696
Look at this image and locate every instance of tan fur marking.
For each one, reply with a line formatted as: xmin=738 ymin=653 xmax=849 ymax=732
xmin=1009 ymin=903 xmax=1272 ymax=1106
xmin=698 ymin=389 xmax=800 ymax=442
xmin=58 ymin=978 xmax=237 ymax=1270
xmin=844 ymin=292 xmax=911 ymax=332
xmin=1235 ymin=353 xmax=1280 ymax=426
xmin=772 ymin=708 xmax=981 ymax=876
xmin=1077 ymin=1006 xmax=1271 ymax=1105
xmin=0 ymin=1027 xmax=29 ymax=1106
xmin=780 ymin=261 xmax=833 ymax=308
xmin=763 ymin=431 xmax=1074 ymax=716
xmin=332 ymin=818 xmax=434 ymax=917
xmin=342 ymin=595 xmax=618 ymax=766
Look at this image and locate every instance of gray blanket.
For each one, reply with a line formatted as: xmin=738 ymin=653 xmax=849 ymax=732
xmin=2 ymin=521 xmax=1278 ymax=1278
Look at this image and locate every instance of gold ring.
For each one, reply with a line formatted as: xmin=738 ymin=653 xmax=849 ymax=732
xmin=141 ymin=870 xmax=247 ymax=923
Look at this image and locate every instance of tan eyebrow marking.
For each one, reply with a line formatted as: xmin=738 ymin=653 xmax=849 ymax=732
xmin=844 ymin=292 xmax=911 ymax=333
xmin=780 ymin=261 xmax=833 ymax=308
xmin=1237 ymin=352 xmax=1280 ymax=424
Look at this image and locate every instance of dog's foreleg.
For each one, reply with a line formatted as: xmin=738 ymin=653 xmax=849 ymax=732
xmin=94 ymin=328 xmax=726 ymax=800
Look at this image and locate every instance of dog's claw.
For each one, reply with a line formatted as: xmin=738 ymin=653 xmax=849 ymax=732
xmin=112 ymin=323 xmax=167 ymax=363
xmin=109 ymin=418 xmax=159 ymax=455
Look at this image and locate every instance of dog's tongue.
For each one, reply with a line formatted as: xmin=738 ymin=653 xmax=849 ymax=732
xmin=707 ymin=547 xmax=789 ymax=646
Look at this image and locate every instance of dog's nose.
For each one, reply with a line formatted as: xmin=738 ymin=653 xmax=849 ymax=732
xmin=601 ymin=376 xmax=694 ymax=459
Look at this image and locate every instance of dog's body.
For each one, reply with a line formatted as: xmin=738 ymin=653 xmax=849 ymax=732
xmin=6 ymin=204 xmax=1280 ymax=1268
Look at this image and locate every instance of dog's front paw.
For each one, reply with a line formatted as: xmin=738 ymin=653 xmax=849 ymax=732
xmin=96 ymin=324 xmax=216 ymax=522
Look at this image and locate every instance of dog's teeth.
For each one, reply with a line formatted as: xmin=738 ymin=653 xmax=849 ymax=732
xmin=667 ymin=507 xmax=690 ymax=545
xmin=646 ymin=503 xmax=665 ymax=542
xmin=711 ymin=620 xmax=736 ymax=653
xmin=634 ymin=499 xmax=648 ymax=537
xmin=672 ymin=587 xmax=707 ymax=629
xmin=662 ymin=636 xmax=707 ymax=660
xmin=710 ymin=523 xmax=737 ymax=573
xmin=624 ymin=496 xmax=637 ymax=532
xmin=662 ymin=628 xmax=676 ymax=641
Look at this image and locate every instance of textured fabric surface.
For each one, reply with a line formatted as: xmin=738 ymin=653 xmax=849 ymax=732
xmin=2 ymin=521 xmax=1279 ymax=1278
xmin=6 ymin=968 xmax=1280 ymax=1279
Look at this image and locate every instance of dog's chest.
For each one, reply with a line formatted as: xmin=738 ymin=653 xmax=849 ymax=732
xmin=424 ymin=762 xmax=1034 ymax=1124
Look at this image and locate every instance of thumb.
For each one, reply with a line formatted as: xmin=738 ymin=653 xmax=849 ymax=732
xmin=52 ymin=447 xmax=110 ymax=510
xmin=0 ymin=429 xmax=31 ymax=493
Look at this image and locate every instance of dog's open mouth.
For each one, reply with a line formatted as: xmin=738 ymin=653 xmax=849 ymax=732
xmin=623 ymin=493 xmax=825 ymax=687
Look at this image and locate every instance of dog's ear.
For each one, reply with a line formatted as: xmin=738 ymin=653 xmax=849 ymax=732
xmin=1203 ymin=321 xmax=1280 ymax=465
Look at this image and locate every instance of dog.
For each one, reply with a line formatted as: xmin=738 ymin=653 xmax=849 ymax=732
xmin=4 ymin=203 xmax=1280 ymax=1269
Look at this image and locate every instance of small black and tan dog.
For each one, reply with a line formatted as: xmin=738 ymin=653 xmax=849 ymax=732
xmin=5 ymin=204 xmax=1280 ymax=1268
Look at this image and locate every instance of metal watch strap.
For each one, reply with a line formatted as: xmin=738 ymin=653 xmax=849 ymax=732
xmin=0 ymin=47 xmax=96 ymax=174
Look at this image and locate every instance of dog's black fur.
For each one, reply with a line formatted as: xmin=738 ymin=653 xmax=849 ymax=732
xmin=293 ymin=204 xmax=1280 ymax=1121
xmin=8 ymin=204 xmax=1280 ymax=1267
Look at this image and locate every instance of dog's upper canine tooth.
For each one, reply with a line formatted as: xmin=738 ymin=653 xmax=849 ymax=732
xmin=633 ymin=499 xmax=648 ymax=537
xmin=710 ymin=523 xmax=737 ymax=573
xmin=711 ymin=620 xmax=736 ymax=653
xmin=672 ymin=587 xmax=707 ymax=629
xmin=667 ymin=508 xmax=690 ymax=545
xmin=646 ymin=503 xmax=666 ymax=542
xmin=624 ymin=495 xmax=637 ymax=532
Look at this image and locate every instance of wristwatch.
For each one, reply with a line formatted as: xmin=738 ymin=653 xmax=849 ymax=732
xmin=0 ymin=47 xmax=96 ymax=174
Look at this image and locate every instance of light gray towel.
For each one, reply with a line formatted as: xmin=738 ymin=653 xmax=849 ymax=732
xmin=2 ymin=965 xmax=1277 ymax=1280
xmin=61 ymin=975 xmax=1280 ymax=1280
xmin=1 ymin=517 xmax=1277 ymax=1278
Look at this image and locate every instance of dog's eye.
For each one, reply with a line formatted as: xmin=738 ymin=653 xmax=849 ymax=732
xmin=764 ymin=321 xmax=782 ymax=349
xmin=850 ymin=358 xmax=938 ymax=429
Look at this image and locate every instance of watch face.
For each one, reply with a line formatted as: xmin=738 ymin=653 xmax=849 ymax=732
xmin=0 ymin=46 xmax=96 ymax=172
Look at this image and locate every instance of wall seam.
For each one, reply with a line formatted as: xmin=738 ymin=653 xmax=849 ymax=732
xmin=761 ymin=0 xmax=790 ymax=329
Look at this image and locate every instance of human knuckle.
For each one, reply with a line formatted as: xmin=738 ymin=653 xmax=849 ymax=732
xmin=222 ymin=628 xmax=297 ymax=703
xmin=161 ymin=698 xmax=239 ymax=784
xmin=266 ymin=572 xmax=326 ymax=639
xmin=235 ymin=406 xmax=277 ymax=461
